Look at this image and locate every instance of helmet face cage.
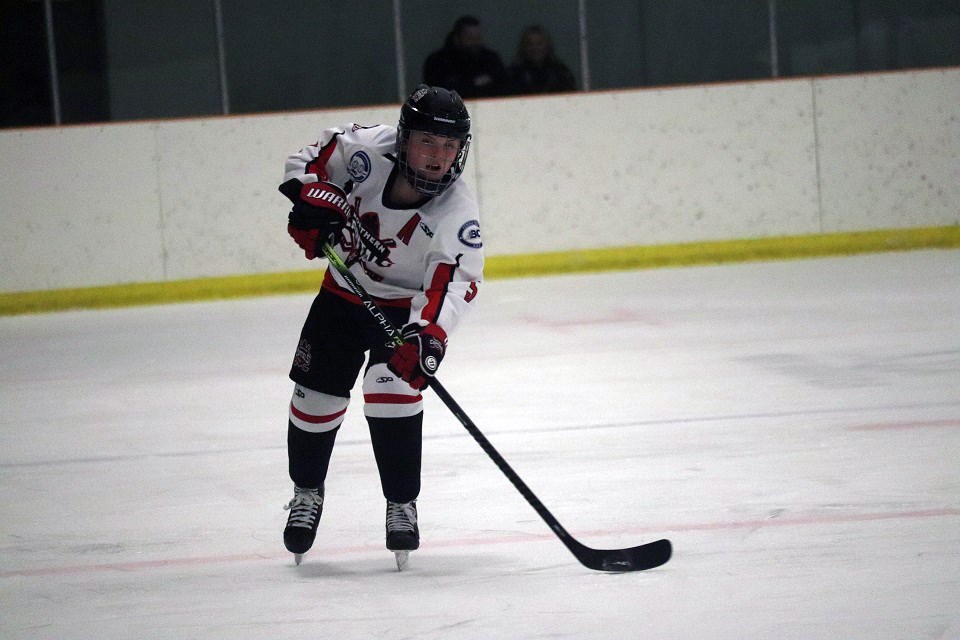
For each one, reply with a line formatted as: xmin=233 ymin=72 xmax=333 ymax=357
xmin=397 ymin=127 xmax=471 ymax=196
xmin=397 ymin=85 xmax=471 ymax=196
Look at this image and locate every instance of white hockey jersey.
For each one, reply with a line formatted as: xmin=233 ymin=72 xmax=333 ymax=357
xmin=283 ymin=123 xmax=484 ymax=337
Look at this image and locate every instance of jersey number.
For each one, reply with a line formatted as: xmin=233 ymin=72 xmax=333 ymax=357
xmin=465 ymin=282 xmax=478 ymax=302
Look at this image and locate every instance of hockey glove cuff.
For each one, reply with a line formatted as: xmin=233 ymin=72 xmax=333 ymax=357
xmin=280 ymin=178 xmax=351 ymax=259
xmin=388 ymin=323 xmax=447 ymax=391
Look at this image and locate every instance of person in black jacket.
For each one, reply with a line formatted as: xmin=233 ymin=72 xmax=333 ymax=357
xmin=508 ymin=25 xmax=576 ymax=95
xmin=423 ymin=15 xmax=512 ymax=98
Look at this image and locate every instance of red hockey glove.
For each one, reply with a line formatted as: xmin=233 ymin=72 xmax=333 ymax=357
xmin=388 ymin=323 xmax=447 ymax=391
xmin=279 ymin=178 xmax=351 ymax=260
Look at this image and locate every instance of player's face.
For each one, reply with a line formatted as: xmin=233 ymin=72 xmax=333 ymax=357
xmin=522 ymin=32 xmax=549 ymax=64
xmin=405 ymin=131 xmax=460 ymax=180
xmin=455 ymin=25 xmax=484 ymax=56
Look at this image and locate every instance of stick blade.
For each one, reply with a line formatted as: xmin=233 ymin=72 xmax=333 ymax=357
xmin=576 ymin=538 xmax=672 ymax=572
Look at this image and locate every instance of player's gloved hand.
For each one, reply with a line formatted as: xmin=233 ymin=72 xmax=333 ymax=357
xmin=279 ymin=178 xmax=351 ymax=260
xmin=388 ymin=323 xmax=447 ymax=391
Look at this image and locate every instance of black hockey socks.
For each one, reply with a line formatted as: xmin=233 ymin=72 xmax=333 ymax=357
xmin=367 ymin=413 xmax=423 ymax=503
xmin=287 ymin=421 xmax=339 ymax=489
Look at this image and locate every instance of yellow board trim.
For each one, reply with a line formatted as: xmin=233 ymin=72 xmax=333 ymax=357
xmin=2 ymin=226 xmax=958 ymax=317
xmin=484 ymin=225 xmax=960 ymax=279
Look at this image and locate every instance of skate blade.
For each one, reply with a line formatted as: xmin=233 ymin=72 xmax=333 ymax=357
xmin=394 ymin=550 xmax=409 ymax=571
xmin=294 ymin=553 xmax=303 ymax=566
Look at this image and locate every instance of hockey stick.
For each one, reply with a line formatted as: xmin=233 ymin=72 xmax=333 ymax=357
xmin=321 ymin=243 xmax=672 ymax=572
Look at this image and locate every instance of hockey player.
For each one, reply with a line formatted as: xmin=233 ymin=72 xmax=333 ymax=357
xmin=278 ymin=85 xmax=484 ymax=569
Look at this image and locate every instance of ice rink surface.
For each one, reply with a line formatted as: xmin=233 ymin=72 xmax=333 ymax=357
xmin=1 ymin=250 xmax=959 ymax=639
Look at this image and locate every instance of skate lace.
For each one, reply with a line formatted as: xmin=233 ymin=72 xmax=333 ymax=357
xmin=284 ymin=487 xmax=322 ymax=529
xmin=386 ymin=501 xmax=417 ymax=533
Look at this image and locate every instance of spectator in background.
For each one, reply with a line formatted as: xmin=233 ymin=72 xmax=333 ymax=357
xmin=423 ymin=15 xmax=512 ymax=99
xmin=508 ymin=25 xmax=576 ymax=95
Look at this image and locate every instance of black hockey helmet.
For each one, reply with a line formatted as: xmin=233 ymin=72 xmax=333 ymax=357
xmin=397 ymin=84 xmax=471 ymax=196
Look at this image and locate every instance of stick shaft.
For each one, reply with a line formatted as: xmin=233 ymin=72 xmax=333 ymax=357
xmin=318 ymin=243 xmax=672 ymax=572
xmin=320 ymin=245 xmax=578 ymax=544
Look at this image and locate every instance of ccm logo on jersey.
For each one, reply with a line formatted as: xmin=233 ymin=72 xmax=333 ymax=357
xmin=458 ymin=220 xmax=482 ymax=249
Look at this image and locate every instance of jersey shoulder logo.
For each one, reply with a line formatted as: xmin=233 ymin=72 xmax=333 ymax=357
xmin=347 ymin=151 xmax=372 ymax=182
xmin=458 ymin=219 xmax=482 ymax=249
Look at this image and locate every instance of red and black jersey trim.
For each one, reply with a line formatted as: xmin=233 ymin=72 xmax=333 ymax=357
xmin=422 ymin=254 xmax=463 ymax=323
xmin=305 ymin=133 xmax=342 ymax=181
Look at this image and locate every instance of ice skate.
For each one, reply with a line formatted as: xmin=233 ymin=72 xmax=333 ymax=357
xmin=283 ymin=485 xmax=323 ymax=565
xmin=385 ymin=500 xmax=419 ymax=571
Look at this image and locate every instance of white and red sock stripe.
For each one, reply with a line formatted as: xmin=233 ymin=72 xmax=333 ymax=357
xmin=289 ymin=384 xmax=350 ymax=433
xmin=363 ymin=363 xmax=423 ymax=418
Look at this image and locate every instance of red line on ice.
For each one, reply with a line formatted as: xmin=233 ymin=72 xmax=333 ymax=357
xmin=850 ymin=418 xmax=960 ymax=431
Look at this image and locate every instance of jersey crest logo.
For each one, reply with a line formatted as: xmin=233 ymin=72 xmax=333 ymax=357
xmin=347 ymin=151 xmax=372 ymax=182
xmin=342 ymin=205 xmax=396 ymax=279
xmin=458 ymin=220 xmax=482 ymax=249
